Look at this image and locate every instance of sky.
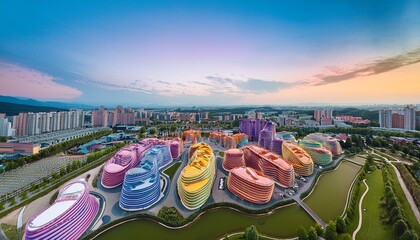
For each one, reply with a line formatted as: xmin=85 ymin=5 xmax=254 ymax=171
xmin=0 ymin=0 xmax=419 ymax=107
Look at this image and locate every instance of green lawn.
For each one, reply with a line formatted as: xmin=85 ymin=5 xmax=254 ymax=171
xmin=356 ymin=169 xmax=393 ymax=240
xmin=0 ymin=223 xmax=19 ymax=240
xmin=387 ymin=164 xmax=420 ymax=234
xmin=163 ymin=162 xmax=181 ymax=180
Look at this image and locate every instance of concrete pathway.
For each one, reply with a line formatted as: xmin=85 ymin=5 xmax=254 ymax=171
xmin=352 ymin=179 xmax=369 ymax=240
xmin=370 ymin=149 xmax=420 ymax=224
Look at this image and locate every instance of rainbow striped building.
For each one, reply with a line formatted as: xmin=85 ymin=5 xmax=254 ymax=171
xmin=282 ymin=142 xmax=314 ymax=176
xmin=298 ymin=140 xmax=332 ymax=165
xmin=304 ymin=133 xmax=343 ymax=156
xmin=119 ymin=145 xmax=172 ymax=211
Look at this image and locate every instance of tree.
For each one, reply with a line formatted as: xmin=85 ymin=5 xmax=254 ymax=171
xmin=0 ymin=136 xmax=7 ymax=142
xmin=315 ymin=224 xmax=324 ymax=237
xmin=394 ymin=220 xmax=408 ymax=237
xmin=297 ymin=226 xmax=308 ymax=240
xmin=60 ymin=167 xmax=66 ymax=176
xmin=400 ymin=230 xmax=418 ymax=240
xmin=307 ymin=226 xmax=318 ymax=240
xmin=340 ymin=233 xmax=352 ymax=240
xmin=324 ymin=221 xmax=337 ymax=240
xmin=244 ymin=225 xmax=259 ymax=240
xmin=335 ymin=217 xmax=346 ymax=233
xmin=20 ymin=191 xmax=27 ymax=200
xmin=148 ymin=127 xmax=158 ymax=136
xmin=66 ymin=162 xmax=72 ymax=173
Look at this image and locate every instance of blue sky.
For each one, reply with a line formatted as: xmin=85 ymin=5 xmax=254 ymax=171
xmin=1 ymin=0 xmax=419 ymax=106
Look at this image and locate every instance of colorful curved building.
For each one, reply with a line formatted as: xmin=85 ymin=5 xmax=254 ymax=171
xmin=242 ymin=145 xmax=295 ymax=188
xmin=101 ymin=138 xmax=174 ymax=188
xmin=170 ymin=137 xmax=184 ymax=158
xmin=183 ymin=130 xmax=201 ymax=144
xmin=24 ymin=179 xmax=99 ymax=240
xmin=101 ymin=143 xmax=151 ymax=188
xmin=177 ymin=142 xmax=215 ymax=210
xmin=227 ymin=167 xmax=274 ymax=204
xmin=282 ymin=142 xmax=314 ymax=176
xmin=232 ymin=133 xmax=249 ymax=147
xmin=298 ymin=140 xmax=332 ymax=165
xmin=304 ymin=133 xmax=343 ymax=156
xmin=101 ymin=144 xmax=143 ymax=188
xmin=222 ymin=148 xmax=246 ymax=171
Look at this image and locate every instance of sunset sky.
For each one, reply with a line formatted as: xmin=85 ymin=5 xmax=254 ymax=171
xmin=0 ymin=1 xmax=419 ymax=106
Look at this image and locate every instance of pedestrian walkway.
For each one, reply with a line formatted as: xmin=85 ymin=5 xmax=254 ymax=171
xmin=295 ymin=199 xmax=326 ymax=228
xmin=352 ymin=179 xmax=369 ymax=240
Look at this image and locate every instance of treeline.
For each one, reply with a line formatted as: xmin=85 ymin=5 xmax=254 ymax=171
xmin=1 ymin=129 xmax=112 ymax=171
xmin=0 ymin=101 xmax=66 ymax=116
xmin=297 ymin=218 xmax=350 ymax=240
xmin=333 ymin=108 xmax=378 ymax=121
xmin=366 ymin=136 xmax=420 ymax=159
xmin=394 ymin=163 xmax=420 ymax=208
xmin=381 ymin=165 xmax=418 ymax=239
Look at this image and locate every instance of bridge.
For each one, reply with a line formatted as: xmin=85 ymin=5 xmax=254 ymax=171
xmin=295 ymin=198 xmax=326 ymax=228
xmin=344 ymin=159 xmax=364 ymax=166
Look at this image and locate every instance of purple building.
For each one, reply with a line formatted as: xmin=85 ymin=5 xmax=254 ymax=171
xmin=24 ymin=180 xmax=99 ymax=240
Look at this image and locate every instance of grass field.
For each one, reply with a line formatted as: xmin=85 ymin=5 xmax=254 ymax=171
xmin=0 ymin=223 xmax=18 ymax=240
xmin=346 ymin=180 xmax=366 ymax=234
xmin=163 ymin=162 xmax=181 ymax=180
xmin=356 ymin=169 xmax=393 ymax=240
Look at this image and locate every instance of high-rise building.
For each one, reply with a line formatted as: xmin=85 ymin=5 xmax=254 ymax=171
xmin=0 ymin=114 xmax=14 ymax=137
xmin=314 ymin=109 xmax=333 ymax=125
xmin=379 ymin=109 xmax=392 ymax=128
xmin=392 ymin=113 xmax=404 ymax=129
xmin=403 ymin=105 xmax=416 ymax=130
xmin=416 ymin=111 xmax=420 ymax=131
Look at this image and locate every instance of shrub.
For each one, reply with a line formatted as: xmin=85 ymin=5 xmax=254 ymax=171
xmin=244 ymin=225 xmax=259 ymax=240
xmin=297 ymin=225 xmax=308 ymax=240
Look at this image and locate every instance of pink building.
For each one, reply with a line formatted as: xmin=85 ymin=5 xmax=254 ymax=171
xmin=336 ymin=115 xmax=371 ymax=124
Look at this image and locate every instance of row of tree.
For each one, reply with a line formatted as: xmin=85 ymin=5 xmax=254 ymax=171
xmin=381 ymin=165 xmax=418 ymax=239
xmin=1 ymin=129 xmax=112 ymax=172
xmin=394 ymin=163 xmax=420 ymax=209
xmin=297 ymin=217 xmax=350 ymax=240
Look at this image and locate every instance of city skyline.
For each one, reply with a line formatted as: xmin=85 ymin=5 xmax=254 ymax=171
xmin=1 ymin=1 xmax=420 ymax=106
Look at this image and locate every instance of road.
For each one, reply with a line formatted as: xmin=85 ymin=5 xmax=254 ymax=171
xmin=352 ymin=179 xmax=369 ymax=240
xmin=370 ymin=148 xmax=420 ymax=224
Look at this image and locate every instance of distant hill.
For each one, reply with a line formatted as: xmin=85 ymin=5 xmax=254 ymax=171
xmin=0 ymin=101 xmax=67 ymax=116
xmin=0 ymin=96 xmax=93 ymax=109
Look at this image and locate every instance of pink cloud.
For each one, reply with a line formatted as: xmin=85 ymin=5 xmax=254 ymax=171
xmin=0 ymin=62 xmax=82 ymax=99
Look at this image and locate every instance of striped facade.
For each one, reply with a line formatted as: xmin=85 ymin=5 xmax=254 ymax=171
xmin=282 ymin=142 xmax=314 ymax=176
xmin=222 ymin=148 xmax=246 ymax=171
xmin=24 ymin=180 xmax=98 ymax=240
xmin=298 ymin=140 xmax=332 ymax=165
xmin=177 ymin=143 xmax=215 ymax=210
xmin=242 ymin=145 xmax=295 ymax=188
xmin=304 ymin=133 xmax=343 ymax=156
xmin=227 ymin=167 xmax=274 ymax=204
